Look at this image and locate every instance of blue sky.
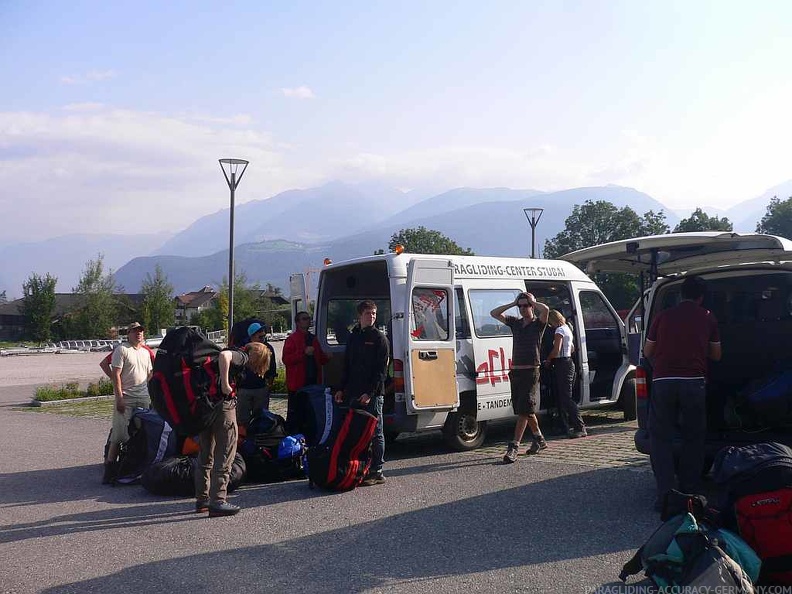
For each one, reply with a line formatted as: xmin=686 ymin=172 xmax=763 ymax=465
xmin=2 ymin=0 xmax=791 ymax=242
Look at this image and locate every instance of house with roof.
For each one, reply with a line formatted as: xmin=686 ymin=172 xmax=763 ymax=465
xmin=174 ymin=286 xmax=218 ymax=325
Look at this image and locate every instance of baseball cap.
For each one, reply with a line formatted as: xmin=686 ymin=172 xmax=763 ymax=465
xmin=247 ymin=322 xmax=265 ymax=337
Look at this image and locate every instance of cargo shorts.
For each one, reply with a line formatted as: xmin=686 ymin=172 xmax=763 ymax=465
xmin=109 ymin=393 xmax=151 ymax=445
xmin=509 ymin=368 xmax=540 ymax=416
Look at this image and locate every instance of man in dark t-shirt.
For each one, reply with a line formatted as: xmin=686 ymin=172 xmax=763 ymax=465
xmin=644 ymin=275 xmax=721 ymax=512
xmin=491 ymin=292 xmax=550 ymax=463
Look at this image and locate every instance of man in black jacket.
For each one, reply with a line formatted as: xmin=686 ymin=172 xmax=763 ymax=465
xmin=334 ymin=299 xmax=390 ymax=486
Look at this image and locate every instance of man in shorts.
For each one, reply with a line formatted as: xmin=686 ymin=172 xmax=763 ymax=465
xmin=102 ymin=322 xmax=153 ymax=483
xmin=491 ymin=292 xmax=550 ymax=463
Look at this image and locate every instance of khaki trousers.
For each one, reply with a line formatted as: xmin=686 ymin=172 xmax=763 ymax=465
xmin=195 ymin=399 xmax=238 ymax=504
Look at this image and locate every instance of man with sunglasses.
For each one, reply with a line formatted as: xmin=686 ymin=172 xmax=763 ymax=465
xmin=282 ymin=311 xmax=330 ymax=434
xmin=491 ymin=292 xmax=550 ymax=463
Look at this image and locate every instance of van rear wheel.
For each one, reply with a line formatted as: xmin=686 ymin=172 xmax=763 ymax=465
xmin=620 ymin=378 xmax=637 ymax=421
xmin=443 ymin=411 xmax=487 ymax=451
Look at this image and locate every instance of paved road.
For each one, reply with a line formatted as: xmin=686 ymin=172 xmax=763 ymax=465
xmin=1 ymin=352 xmax=657 ymax=593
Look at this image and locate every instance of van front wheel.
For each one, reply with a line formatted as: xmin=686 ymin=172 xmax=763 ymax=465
xmin=443 ymin=411 xmax=487 ymax=451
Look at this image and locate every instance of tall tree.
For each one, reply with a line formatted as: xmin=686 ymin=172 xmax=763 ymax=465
xmin=544 ymin=200 xmax=670 ymax=309
xmin=756 ymin=196 xmax=792 ymax=239
xmin=140 ymin=265 xmax=175 ymax=333
xmin=674 ymin=208 xmax=733 ymax=232
xmin=72 ymin=254 xmax=118 ymax=338
xmin=21 ymin=273 xmax=57 ymax=341
xmin=544 ymin=200 xmax=669 ymax=258
xmin=386 ymin=226 xmax=475 ymax=255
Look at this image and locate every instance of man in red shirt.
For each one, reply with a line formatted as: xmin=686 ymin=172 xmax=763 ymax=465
xmin=644 ymin=275 xmax=721 ymax=512
xmin=282 ymin=311 xmax=330 ymax=434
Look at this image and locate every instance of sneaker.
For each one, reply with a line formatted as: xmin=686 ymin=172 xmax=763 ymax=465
xmin=195 ymin=499 xmax=209 ymax=513
xmin=208 ymin=501 xmax=241 ymax=517
xmin=567 ymin=428 xmax=588 ymax=439
xmin=526 ymin=438 xmax=548 ymax=455
xmin=502 ymin=442 xmax=519 ymax=464
xmin=361 ymin=472 xmax=386 ymax=487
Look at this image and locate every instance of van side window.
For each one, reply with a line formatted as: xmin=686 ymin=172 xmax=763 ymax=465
xmin=468 ymin=289 xmax=522 ymax=337
xmin=410 ymin=288 xmax=449 ymax=340
xmin=455 ymin=288 xmax=471 ymax=339
xmin=579 ymin=291 xmax=620 ymax=331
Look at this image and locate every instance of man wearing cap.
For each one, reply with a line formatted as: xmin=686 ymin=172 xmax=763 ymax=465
xmin=235 ymin=322 xmax=277 ymax=427
xmin=103 ymin=322 xmax=153 ymax=484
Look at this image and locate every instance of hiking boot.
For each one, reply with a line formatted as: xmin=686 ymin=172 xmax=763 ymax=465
xmin=101 ymin=461 xmax=118 ymax=485
xmin=195 ymin=499 xmax=209 ymax=513
xmin=526 ymin=438 xmax=548 ymax=455
xmin=567 ymin=428 xmax=588 ymax=439
xmin=502 ymin=442 xmax=519 ymax=464
xmin=361 ymin=472 xmax=386 ymax=487
xmin=208 ymin=501 xmax=241 ymax=517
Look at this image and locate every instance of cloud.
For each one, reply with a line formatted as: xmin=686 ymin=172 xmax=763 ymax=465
xmin=59 ymin=69 xmax=117 ymax=85
xmin=280 ymin=86 xmax=315 ymax=99
xmin=0 ymin=106 xmax=316 ymax=242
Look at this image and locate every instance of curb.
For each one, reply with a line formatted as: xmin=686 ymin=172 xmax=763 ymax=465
xmin=30 ymin=394 xmax=290 ymax=407
xmin=30 ymin=395 xmax=114 ymax=408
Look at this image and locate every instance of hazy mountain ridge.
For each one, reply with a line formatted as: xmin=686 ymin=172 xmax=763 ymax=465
xmin=154 ymin=181 xmax=423 ymax=257
xmin=4 ymin=179 xmax=790 ymax=298
xmin=114 ymin=185 xmax=678 ymax=293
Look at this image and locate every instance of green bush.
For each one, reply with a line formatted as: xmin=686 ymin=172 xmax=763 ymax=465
xmin=272 ymin=368 xmax=287 ymax=394
xmin=85 ymin=377 xmax=113 ymax=396
xmin=35 ymin=378 xmax=113 ymax=401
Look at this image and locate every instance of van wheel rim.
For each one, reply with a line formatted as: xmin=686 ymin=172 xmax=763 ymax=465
xmin=458 ymin=414 xmax=479 ymax=441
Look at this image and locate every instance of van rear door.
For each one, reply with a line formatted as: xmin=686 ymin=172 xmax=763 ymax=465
xmin=289 ymin=273 xmax=309 ymax=331
xmin=405 ymin=258 xmax=458 ymax=412
xmin=560 ymin=232 xmax=792 ymax=276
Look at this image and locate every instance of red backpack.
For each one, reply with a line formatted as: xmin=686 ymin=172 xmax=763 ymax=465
xmin=148 ymin=327 xmax=224 ymax=437
xmin=712 ymin=442 xmax=792 ymax=585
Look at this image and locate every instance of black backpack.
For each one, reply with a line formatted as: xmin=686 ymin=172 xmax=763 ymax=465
xmin=307 ymin=406 xmax=378 ymax=491
xmin=239 ymin=411 xmax=305 ymax=483
xmin=148 ymin=327 xmax=224 ymax=437
xmin=114 ymin=408 xmax=179 ymax=485
xmin=141 ymin=453 xmax=246 ymax=496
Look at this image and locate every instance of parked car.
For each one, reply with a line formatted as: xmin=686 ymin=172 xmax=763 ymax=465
xmin=562 ymin=232 xmax=792 ymax=460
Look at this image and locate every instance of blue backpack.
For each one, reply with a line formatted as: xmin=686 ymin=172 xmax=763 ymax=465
xmin=620 ymin=512 xmax=761 ymax=593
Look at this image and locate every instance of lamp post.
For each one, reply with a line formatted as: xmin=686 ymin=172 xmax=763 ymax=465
xmin=523 ymin=207 xmax=544 ymax=258
xmin=219 ymin=158 xmax=249 ymax=341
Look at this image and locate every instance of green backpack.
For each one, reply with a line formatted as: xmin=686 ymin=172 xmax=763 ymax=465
xmin=620 ymin=512 xmax=761 ymax=593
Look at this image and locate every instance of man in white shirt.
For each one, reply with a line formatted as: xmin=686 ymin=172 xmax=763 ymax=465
xmin=103 ymin=322 xmax=153 ymax=484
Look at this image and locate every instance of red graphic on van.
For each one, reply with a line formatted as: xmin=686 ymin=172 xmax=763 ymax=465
xmin=476 ymin=348 xmax=512 ymax=386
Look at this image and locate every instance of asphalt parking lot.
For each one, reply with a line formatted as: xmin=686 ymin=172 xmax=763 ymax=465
xmin=0 ymin=353 xmax=657 ymax=594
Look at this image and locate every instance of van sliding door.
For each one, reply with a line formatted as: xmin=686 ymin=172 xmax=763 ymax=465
xmin=405 ymin=259 xmax=458 ymax=412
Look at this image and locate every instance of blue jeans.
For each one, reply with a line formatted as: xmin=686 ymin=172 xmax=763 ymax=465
xmin=649 ymin=378 xmax=707 ymax=497
xmin=364 ymin=395 xmax=385 ymax=475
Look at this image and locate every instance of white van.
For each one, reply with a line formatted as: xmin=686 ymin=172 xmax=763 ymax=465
xmin=561 ymin=232 xmax=792 ymax=458
xmin=290 ymin=253 xmax=636 ymax=450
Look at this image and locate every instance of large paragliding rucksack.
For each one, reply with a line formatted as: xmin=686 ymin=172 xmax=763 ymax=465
xmin=148 ymin=327 xmax=224 ymax=437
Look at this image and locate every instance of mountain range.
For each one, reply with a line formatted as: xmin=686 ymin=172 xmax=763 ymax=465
xmin=2 ymin=180 xmax=789 ymax=299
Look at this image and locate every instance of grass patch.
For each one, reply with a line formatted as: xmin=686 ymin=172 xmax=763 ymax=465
xmin=20 ymin=399 xmax=115 ymax=419
xmin=34 ymin=378 xmax=113 ymax=402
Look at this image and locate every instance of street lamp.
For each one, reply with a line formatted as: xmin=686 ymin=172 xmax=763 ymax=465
xmin=219 ymin=158 xmax=249 ymax=341
xmin=523 ymin=207 xmax=544 ymax=258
